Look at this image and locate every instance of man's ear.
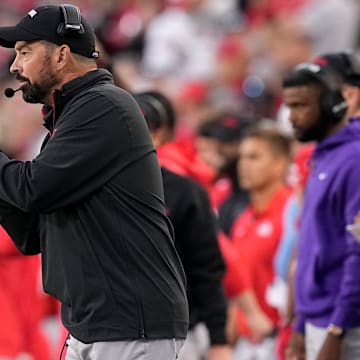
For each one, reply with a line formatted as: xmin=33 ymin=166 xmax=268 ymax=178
xmin=55 ymin=45 xmax=71 ymax=68
xmin=342 ymin=84 xmax=360 ymax=116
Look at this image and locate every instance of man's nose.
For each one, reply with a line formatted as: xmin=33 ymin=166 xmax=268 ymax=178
xmin=10 ymin=56 xmax=21 ymax=74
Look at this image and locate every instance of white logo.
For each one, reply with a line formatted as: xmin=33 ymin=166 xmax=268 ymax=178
xmin=28 ymin=9 xmax=38 ymax=18
xmin=318 ymin=172 xmax=327 ymax=181
xmin=295 ymin=63 xmax=321 ymax=74
xmin=256 ymin=221 xmax=274 ymax=237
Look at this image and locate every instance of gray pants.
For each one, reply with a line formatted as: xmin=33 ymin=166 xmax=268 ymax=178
xmin=305 ymin=322 xmax=360 ymax=360
xmin=65 ymin=335 xmax=184 ymax=360
xmin=178 ymin=323 xmax=209 ymax=360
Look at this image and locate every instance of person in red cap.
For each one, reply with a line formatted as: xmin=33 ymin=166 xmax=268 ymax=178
xmin=195 ymin=111 xmax=253 ymax=232
xmin=156 ymin=81 xmax=217 ymax=191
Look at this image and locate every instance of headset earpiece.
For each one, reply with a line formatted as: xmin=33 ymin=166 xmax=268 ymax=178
xmin=320 ymin=92 xmax=347 ymax=123
xmin=57 ymin=5 xmax=84 ymax=37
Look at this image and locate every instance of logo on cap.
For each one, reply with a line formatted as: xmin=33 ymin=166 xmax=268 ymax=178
xmin=28 ymin=9 xmax=38 ymax=18
xmin=91 ymin=51 xmax=99 ymax=59
xmin=314 ymin=57 xmax=329 ymax=66
xmin=295 ymin=63 xmax=321 ymax=74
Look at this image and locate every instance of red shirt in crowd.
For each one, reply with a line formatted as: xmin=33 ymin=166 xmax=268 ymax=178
xmin=157 ymin=138 xmax=215 ymax=191
xmin=230 ymin=186 xmax=294 ymax=337
xmin=0 ymin=226 xmax=50 ymax=359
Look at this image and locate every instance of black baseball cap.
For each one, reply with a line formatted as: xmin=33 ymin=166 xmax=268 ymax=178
xmin=198 ymin=114 xmax=254 ymax=142
xmin=314 ymin=52 xmax=360 ymax=87
xmin=0 ymin=5 xmax=99 ymax=59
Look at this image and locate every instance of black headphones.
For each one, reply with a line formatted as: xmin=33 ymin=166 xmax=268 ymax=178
xmin=295 ymin=62 xmax=348 ymax=123
xmin=57 ymin=4 xmax=84 ymax=37
xmin=135 ymin=93 xmax=168 ymax=131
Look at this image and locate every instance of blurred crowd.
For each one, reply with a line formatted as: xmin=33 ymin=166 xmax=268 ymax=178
xmin=1 ymin=0 xmax=360 ymax=359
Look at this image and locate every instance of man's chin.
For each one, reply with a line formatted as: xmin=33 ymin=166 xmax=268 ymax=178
xmin=296 ymin=135 xmax=307 ymax=142
xmin=22 ymin=89 xmax=43 ymax=104
xmin=294 ymin=130 xmax=311 ymax=142
xmin=293 ymin=132 xmax=303 ymax=142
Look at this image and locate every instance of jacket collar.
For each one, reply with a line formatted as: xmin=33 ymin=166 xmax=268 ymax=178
xmin=42 ymin=69 xmax=114 ymax=132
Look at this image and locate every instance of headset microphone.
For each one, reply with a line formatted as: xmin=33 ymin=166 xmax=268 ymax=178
xmin=4 ymin=87 xmax=21 ymax=98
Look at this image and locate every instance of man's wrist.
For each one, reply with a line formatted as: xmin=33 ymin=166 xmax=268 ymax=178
xmin=327 ymin=324 xmax=345 ymax=338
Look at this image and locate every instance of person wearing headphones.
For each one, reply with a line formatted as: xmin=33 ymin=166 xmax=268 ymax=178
xmin=134 ymin=90 xmax=232 ymax=360
xmin=283 ymin=52 xmax=360 ymax=360
xmin=0 ymin=4 xmax=188 ymax=360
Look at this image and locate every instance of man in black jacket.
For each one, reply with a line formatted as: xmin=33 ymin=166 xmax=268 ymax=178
xmin=134 ymin=91 xmax=232 ymax=360
xmin=0 ymin=4 xmax=188 ymax=360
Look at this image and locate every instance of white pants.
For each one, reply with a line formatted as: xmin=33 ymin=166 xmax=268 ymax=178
xmin=232 ymin=336 xmax=276 ymax=360
xmin=65 ymin=335 xmax=184 ymax=360
xmin=305 ymin=322 xmax=360 ymax=360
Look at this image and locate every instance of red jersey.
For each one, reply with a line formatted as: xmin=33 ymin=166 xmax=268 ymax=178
xmin=0 ymin=226 xmax=50 ymax=359
xmin=230 ymin=186 xmax=295 ymax=337
xmin=218 ymin=231 xmax=249 ymax=298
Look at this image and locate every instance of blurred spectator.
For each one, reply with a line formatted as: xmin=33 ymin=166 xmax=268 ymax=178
xmin=294 ymin=0 xmax=359 ymax=55
xmin=134 ymin=90 xmax=232 ymax=360
xmin=229 ymin=128 xmax=297 ymax=360
xmin=210 ymin=35 xmax=251 ymax=110
xmin=174 ymin=80 xmax=211 ymax=140
xmin=211 ymin=33 xmax=280 ymax=118
xmin=0 ymin=226 xmax=50 ymax=360
xmin=266 ymin=0 xmax=358 ymax=77
xmin=219 ymin=230 xmax=277 ymax=348
xmin=152 ymin=84 xmax=216 ymax=190
xmin=195 ymin=111 xmax=253 ymax=232
xmin=265 ymin=18 xmax=313 ymax=75
xmin=142 ymin=0 xmax=225 ymax=84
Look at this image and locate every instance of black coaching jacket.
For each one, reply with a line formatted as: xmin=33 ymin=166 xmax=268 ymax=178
xmin=0 ymin=69 xmax=188 ymax=343
xmin=162 ymin=168 xmax=227 ymax=345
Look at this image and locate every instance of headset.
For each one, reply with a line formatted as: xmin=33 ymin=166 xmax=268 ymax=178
xmin=294 ymin=62 xmax=347 ymax=123
xmin=134 ymin=93 xmax=168 ymax=131
xmin=57 ymin=4 xmax=84 ymax=37
xmin=134 ymin=91 xmax=175 ymax=132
